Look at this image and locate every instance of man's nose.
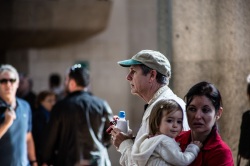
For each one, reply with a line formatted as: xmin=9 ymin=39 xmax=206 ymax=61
xmin=126 ymin=73 xmax=132 ymax=81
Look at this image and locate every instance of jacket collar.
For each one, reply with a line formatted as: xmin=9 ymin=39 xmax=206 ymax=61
xmin=179 ymin=126 xmax=220 ymax=150
xmin=148 ymin=85 xmax=169 ymax=105
xmin=67 ymin=90 xmax=90 ymax=97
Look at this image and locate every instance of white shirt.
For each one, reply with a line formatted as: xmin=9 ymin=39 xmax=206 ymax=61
xmin=118 ymin=86 xmax=189 ymax=166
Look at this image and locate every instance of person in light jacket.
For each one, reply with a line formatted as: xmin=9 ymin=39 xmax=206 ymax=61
xmin=132 ymin=99 xmax=202 ymax=166
xmin=111 ymin=50 xmax=189 ymax=166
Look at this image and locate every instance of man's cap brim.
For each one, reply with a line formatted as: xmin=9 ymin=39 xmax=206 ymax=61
xmin=118 ymin=59 xmax=142 ymax=67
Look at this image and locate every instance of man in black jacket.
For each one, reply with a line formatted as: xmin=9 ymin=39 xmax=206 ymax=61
xmin=41 ymin=64 xmax=113 ymax=166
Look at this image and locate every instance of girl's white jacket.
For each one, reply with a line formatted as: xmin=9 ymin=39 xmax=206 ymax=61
xmin=131 ymin=134 xmax=200 ymax=166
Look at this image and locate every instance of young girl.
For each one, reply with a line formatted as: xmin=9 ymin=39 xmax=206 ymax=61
xmin=132 ymin=99 xmax=202 ymax=166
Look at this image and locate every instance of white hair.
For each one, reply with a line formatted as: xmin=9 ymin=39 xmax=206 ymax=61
xmin=0 ymin=64 xmax=19 ymax=82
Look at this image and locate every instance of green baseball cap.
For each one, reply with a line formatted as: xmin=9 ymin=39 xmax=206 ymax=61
xmin=118 ymin=50 xmax=171 ymax=76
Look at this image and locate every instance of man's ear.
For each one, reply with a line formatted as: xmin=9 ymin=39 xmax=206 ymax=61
xmin=149 ymin=70 xmax=157 ymax=81
xmin=68 ymin=79 xmax=76 ymax=90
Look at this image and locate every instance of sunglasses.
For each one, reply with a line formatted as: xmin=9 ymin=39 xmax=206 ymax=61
xmin=0 ymin=78 xmax=17 ymax=84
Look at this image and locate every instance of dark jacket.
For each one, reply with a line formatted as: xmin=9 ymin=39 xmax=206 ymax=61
xmin=32 ymin=105 xmax=50 ymax=164
xmin=41 ymin=91 xmax=113 ymax=166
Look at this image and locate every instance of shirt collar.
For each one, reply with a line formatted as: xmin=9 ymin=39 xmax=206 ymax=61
xmin=148 ymin=85 xmax=169 ymax=105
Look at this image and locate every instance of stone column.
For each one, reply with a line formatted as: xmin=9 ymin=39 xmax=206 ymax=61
xmin=159 ymin=0 xmax=250 ymax=162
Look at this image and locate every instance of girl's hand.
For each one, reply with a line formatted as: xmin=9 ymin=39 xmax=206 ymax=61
xmin=192 ymin=141 xmax=203 ymax=148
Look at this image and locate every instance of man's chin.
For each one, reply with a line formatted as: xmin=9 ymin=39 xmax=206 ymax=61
xmin=130 ymin=90 xmax=137 ymax=95
xmin=5 ymin=93 xmax=13 ymax=97
xmin=1 ymin=93 xmax=14 ymax=100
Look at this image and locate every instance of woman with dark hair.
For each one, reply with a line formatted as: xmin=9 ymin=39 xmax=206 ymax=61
xmin=176 ymin=81 xmax=234 ymax=165
xmin=32 ymin=90 xmax=56 ymax=165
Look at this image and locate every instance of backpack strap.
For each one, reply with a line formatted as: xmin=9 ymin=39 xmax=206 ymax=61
xmin=237 ymin=152 xmax=241 ymax=166
xmin=85 ymin=109 xmax=111 ymax=166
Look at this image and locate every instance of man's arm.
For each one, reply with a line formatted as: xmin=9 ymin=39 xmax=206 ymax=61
xmin=111 ymin=127 xmax=135 ymax=166
xmin=0 ymin=109 xmax=16 ymax=138
xmin=27 ymin=132 xmax=38 ymax=166
xmin=118 ymin=139 xmax=135 ymax=166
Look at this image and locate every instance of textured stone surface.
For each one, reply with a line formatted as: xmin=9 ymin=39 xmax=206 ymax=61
xmin=0 ymin=0 xmax=112 ymax=49
xmin=168 ymin=0 xmax=250 ymax=163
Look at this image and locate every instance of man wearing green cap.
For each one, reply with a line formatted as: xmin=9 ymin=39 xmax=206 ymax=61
xmin=111 ymin=50 xmax=189 ymax=166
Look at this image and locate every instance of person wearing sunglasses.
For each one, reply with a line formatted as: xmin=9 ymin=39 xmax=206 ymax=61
xmin=41 ymin=64 xmax=113 ymax=166
xmin=0 ymin=64 xmax=37 ymax=166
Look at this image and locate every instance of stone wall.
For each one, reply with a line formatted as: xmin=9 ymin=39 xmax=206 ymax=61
xmin=167 ymin=0 xmax=250 ymax=163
